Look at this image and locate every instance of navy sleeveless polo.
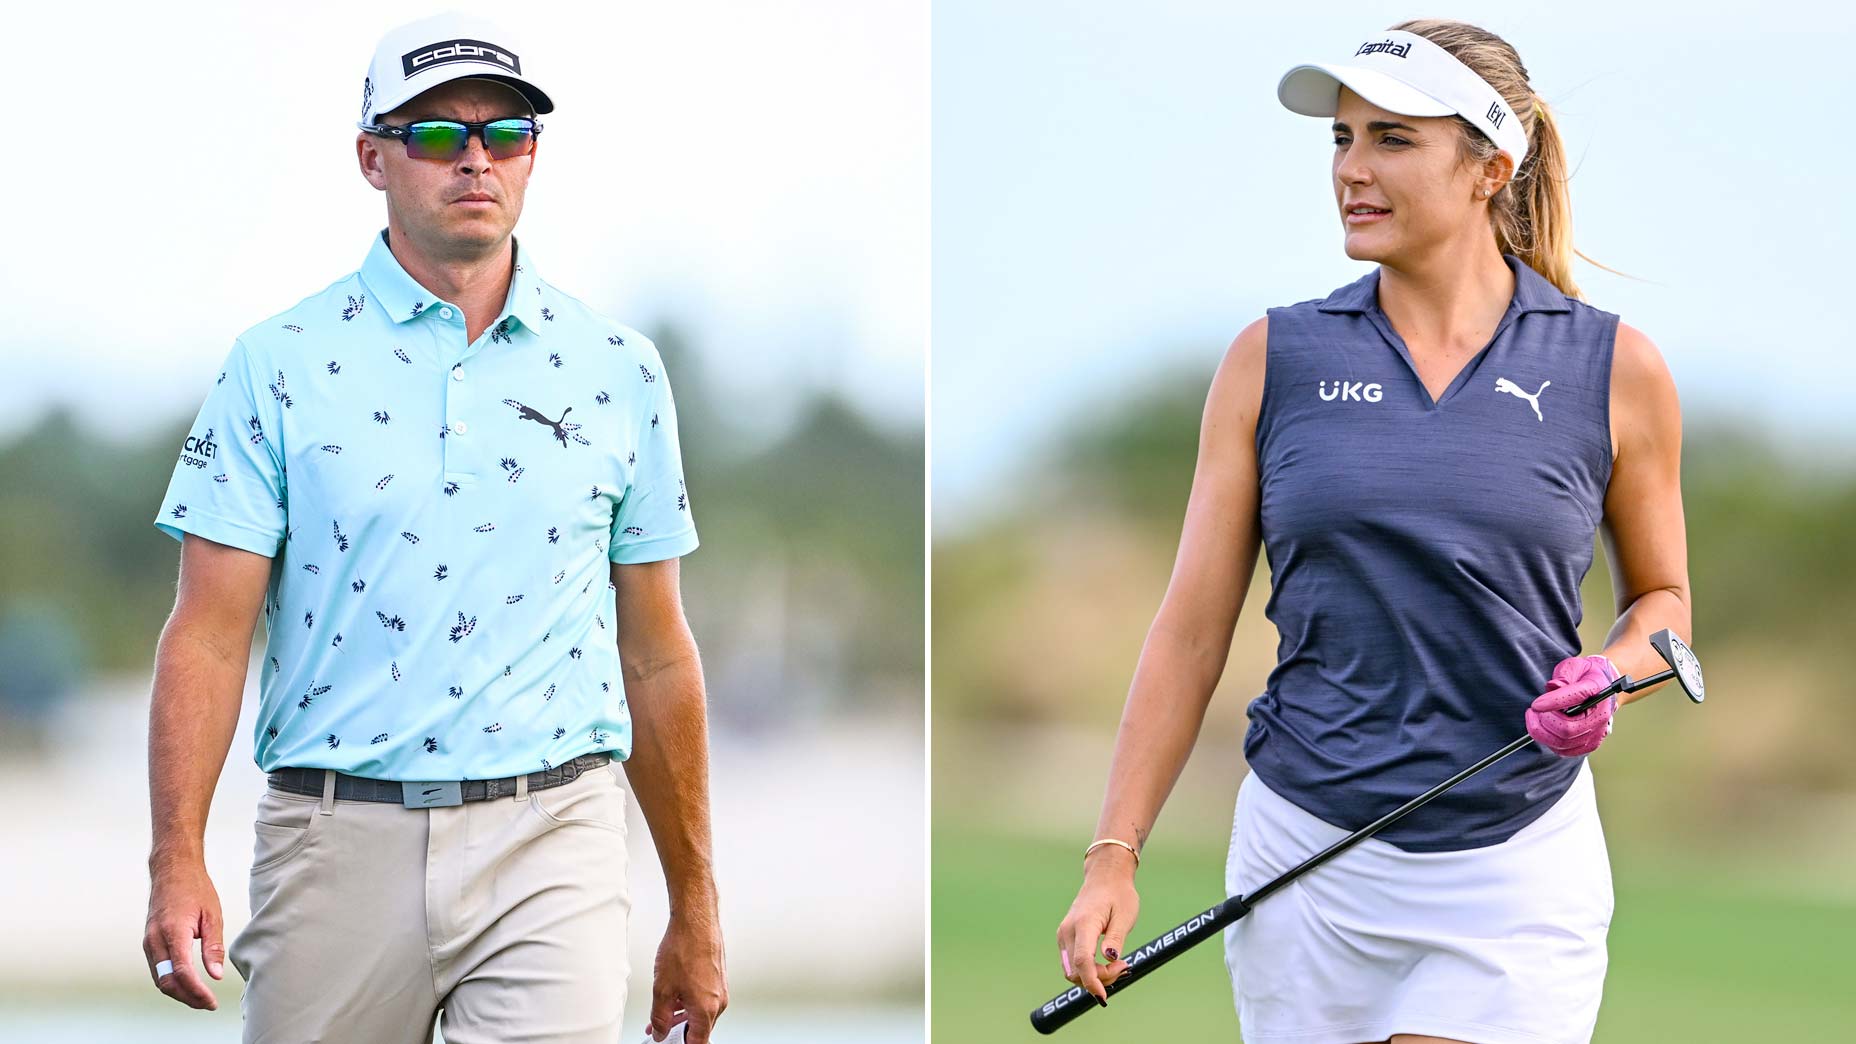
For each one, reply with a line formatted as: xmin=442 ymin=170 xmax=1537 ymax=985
xmin=1243 ymin=253 xmax=1618 ymax=852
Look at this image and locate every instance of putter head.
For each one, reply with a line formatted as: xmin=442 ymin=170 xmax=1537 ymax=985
xmin=1648 ymin=628 xmax=1705 ymax=703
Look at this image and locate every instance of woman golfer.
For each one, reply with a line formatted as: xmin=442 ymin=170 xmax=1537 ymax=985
xmin=1055 ymin=19 xmax=1692 ymax=1044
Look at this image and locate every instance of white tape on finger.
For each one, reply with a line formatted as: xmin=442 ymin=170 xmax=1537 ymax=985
xmin=155 ymin=959 xmax=175 ymax=977
xmin=637 ymin=1022 xmax=689 ymax=1043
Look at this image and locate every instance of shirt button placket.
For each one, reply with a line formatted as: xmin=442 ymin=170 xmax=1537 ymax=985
xmin=439 ymin=306 xmax=474 ymax=479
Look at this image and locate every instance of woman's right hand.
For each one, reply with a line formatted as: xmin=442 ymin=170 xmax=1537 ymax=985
xmin=1055 ymin=847 xmax=1141 ymax=1006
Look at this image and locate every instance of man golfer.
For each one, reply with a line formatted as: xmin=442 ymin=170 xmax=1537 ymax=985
xmin=1055 ymin=18 xmax=1691 ymax=1044
xmin=143 ymin=12 xmax=727 ymax=1043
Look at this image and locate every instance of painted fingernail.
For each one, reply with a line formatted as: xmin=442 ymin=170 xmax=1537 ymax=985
xmin=1105 ymin=947 xmax=1118 ymax=961
xmin=1097 ymin=993 xmax=1109 ymax=1008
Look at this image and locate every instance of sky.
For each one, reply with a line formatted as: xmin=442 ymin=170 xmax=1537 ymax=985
xmin=932 ymin=0 xmax=1856 ymax=531
xmin=3 ymin=0 xmax=927 ymax=445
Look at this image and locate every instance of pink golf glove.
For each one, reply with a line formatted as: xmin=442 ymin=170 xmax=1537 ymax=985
xmin=1525 ymin=654 xmax=1620 ymax=757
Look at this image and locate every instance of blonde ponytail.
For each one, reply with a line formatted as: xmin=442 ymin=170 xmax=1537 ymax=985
xmin=1389 ymin=19 xmax=1629 ymax=301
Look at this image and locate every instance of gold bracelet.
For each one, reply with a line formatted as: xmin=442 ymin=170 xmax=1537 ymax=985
xmin=1084 ymin=838 xmax=1140 ymax=868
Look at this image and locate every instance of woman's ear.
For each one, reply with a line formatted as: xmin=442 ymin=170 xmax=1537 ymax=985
xmin=1479 ymin=151 xmax=1516 ymax=200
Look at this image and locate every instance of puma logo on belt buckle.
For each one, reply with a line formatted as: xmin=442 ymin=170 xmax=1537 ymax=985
xmin=402 ymin=780 xmax=464 ymax=808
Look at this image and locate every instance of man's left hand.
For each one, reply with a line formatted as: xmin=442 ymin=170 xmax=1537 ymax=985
xmin=645 ymin=910 xmax=727 ymax=1043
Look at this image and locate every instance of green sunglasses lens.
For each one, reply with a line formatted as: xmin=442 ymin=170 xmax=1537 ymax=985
xmin=401 ymin=120 xmax=535 ymax=160
xmin=405 ymin=122 xmax=469 ymax=159
xmin=483 ymin=120 xmax=536 ymax=158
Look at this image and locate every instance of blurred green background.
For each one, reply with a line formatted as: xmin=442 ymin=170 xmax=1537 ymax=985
xmin=931 ymin=371 xmax=1856 ymax=1041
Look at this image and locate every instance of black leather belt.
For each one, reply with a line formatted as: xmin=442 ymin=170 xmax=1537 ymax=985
xmin=268 ymin=751 xmax=613 ymax=808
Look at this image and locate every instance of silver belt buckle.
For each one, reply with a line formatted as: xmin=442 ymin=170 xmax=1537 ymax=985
xmin=401 ymin=780 xmax=464 ymax=808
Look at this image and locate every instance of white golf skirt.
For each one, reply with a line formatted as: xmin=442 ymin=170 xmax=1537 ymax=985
xmin=1223 ymin=760 xmax=1613 ymax=1044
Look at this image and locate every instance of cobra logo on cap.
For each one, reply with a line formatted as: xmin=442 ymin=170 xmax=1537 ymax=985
xmin=401 ymin=38 xmax=521 ymax=79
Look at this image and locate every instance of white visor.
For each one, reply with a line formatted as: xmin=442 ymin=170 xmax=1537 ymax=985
xmin=1278 ymin=29 xmax=1528 ymax=170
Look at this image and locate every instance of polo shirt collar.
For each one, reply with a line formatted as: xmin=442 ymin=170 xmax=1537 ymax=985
xmin=1316 ymin=253 xmax=1571 ymax=316
xmin=358 ymin=227 xmax=550 ymax=335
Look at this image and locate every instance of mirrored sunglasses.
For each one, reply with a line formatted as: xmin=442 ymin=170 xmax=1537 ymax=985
xmin=357 ymin=117 xmax=542 ymax=161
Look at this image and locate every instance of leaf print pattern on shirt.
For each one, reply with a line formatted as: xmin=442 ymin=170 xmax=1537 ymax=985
xmin=447 ymin=612 xmax=477 ymax=643
xmin=155 ymin=241 xmax=705 ymax=781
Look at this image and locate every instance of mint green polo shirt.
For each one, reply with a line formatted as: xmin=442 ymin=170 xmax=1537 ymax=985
xmin=153 ymin=228 xmax=699 ymax=779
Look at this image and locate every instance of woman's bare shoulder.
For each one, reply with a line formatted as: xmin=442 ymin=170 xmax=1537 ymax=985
xmin=1207 ymin=316 xmax=1269 ymax=440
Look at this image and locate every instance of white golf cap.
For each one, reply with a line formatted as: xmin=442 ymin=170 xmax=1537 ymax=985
xmin=360 ymin=10 xmax=553 ymax=126
xmin=1278 ymin=29 xmax=1527 ymax=170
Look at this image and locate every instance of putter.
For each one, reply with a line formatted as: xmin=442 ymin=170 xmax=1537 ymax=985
xmin=1031 ymin=628 xmax=1705 ymax=1034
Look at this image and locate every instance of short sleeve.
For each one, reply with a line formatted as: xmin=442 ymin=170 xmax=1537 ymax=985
xmin=610 ymin=353 xmax=699 ymax=564
xmin=152 ymin=337 xmax=289 ymax=556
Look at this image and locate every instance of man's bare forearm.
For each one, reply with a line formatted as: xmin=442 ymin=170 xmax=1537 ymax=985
xmin=620 ymin=653 xmax=718 ymax=919
xmin=148 ymin=624 xmax=246 ymax=873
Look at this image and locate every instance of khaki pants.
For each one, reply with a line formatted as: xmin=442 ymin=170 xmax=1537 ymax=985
xmin=227 ymin=761 xmax=632 ymax=1043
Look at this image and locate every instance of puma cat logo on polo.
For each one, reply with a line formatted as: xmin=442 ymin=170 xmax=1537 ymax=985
xmin=502 ymin=398 xmax=591 ymax=447
xmin=1494 ymin=377 xmax=1551 ymax=421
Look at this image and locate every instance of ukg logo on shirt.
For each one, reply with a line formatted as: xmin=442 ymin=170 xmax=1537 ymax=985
xmin=1318 ymin=380 xmax=1384 ymax=403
